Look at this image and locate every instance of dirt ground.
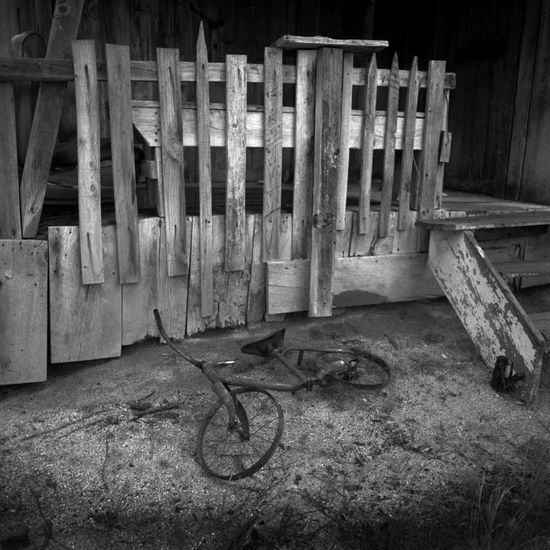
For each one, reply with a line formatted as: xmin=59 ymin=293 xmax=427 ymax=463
xmin=2 ymin=290 xmax=550 ymax=549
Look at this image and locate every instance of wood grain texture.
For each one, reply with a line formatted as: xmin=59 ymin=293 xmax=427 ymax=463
xmin=336 ymin=52 xmax=354 ymax=231
xmin=157 ymin=47 xmax=187 ymax=276
xmin=397 ymin=57 xmax=419 ymax=231
xmin=0 ymin=240 xmax=48 ymax=384
xmin=73 ymin=39 xmax=104 ymax=284
xmin=20 ymin=0 xmax=85 ymax=237
xmin=379 ymin=53 xmax=399 ymax=237
xmin=247 ymin=214 xmax=266 ymax=325
xmin=309 ymin=47 xmax=343 ymax=317
xmin=49 ymin=225 xmax=121 ymax=363
xmin=0 ymin=8 xmax=21 ymax=239
xmin=195 ymin=24 xmax=214 ymax=315
xmin=267 ymin=253 xmax=442 ymax=315
xmin=418 ymin=210 xmax=550 ymax=231
xmin=225 ymin=54 xmax=248 ymax=271
xmin=106 ymin=43 xmax=140 ymax=284
xmin=0 ymin=58 xmax=456 ymax=89
xmin=263 ymin=47 xmax=283 ymax=261
xmin=359 ymin=54 xmax=377 ymax=234
xmin=133 ymin=101 xmax=426 ymax=150
xmin=418 ymin=60 xmax=446 ymax=220
xmin=271 ymin=35 xmax=388 ymax=53
xmin=292 ymin=49 xmax=316 ymax=259
xmin=428 ymin=230 xmax=545 ymax=402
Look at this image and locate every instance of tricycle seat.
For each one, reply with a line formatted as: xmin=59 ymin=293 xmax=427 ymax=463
xmin=241 ymin=328 xmax=286 ymax=357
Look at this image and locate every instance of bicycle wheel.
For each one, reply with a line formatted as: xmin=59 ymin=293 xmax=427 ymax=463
xmin=196 ymin=388 xmax=284 ymax=481
xmin=315 ymin=351 xmax=391 ymax=390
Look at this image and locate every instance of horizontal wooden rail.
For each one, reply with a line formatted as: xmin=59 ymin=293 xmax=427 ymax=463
xmin=0 ymin=56 xmax=456 ymax=88
xmin=133 ymin=101 xmax=427 ymax=150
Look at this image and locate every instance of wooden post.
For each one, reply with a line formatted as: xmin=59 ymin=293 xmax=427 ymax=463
xmin=359 ymin=54 xmax=377 ymax=234
xmin=73 ymin=39 xmax=104 ymax=285
xmin=196 ymin=23 xmax=214 ymax=315
xmin=225 ymin=54 xmax=248 ymax=271
xmin=0 ymin=6 xmax=21 ymax=239
xmin=157 ymin=47 xmax=187 ymax=277
xmin=309 ymin=47 xmax=343 ymax=317
xmin=292 ymin=49 xmax=316 ymax=259
xmin=105 ymin=43 xmax=140 ymax=284
xmin=20 ymin=0 xmax=85 ymax=238
xmin=263 ymin=47 xmax=283 ymax=261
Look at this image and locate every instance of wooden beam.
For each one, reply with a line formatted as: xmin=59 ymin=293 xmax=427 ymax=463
xmin=271 ymin=35 xmax=388 ymax=53
xmin=292 ymin=50 xmax=316 ymax=259
xmin=20 ymin=0 xmax=85 ymax=238
xmin=263 ymin=47 xmax=283 ymax=261
xmin=267 ymin=253 xmax=442 ymax=314
xmin=157 ymin=47 xmax=187 ymax=277
xmin=105 ymin=43 xmax=140 ymax=284
xmin=195 ymin=23 xmax=214 ymax=315
xmin=0 ymin=7 xmax=21 ymax=239
xmin=225 ymin=53 xmax=248 ymax=271
xmin=418 ymin=211 xmax=550 ymax=231
xmin=309 ymin=47 xmax=343 ymax=317
xmin=73 ymin=39 xmax=103 ymax=284
xmin=428 ymin=230 xmax=545 ymax=402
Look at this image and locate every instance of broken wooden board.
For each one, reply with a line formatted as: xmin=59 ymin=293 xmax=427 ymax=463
xmin=428 ymin=230 xmax=545 ymax=402
xmin=49 ymin=225 xmax=121 ymax=363
xmin=271 ymin=35 xmax=388 ymax=53
xmin=267 ymin=253 xmax=442 ymax=315
xmin=0 ymin=240 xmax=48 ymax=384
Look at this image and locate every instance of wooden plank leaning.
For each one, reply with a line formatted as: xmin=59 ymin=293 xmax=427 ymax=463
xmin=263 ymin=47 xmax=283 ymax=261
xmin=292 ymin=50 xmax=316 ymax=259
xmin=336 ymin=52 xmax=354 ymax=231
xmin=225 ymin=53 xmax=248 ymax=271
xmin=379 ymin=52 xmax=399 ymax=237
xmin=359 ymin=54 xmax=377 ymax=234
xmin=309 ymin=47 xmax=343 ymax=317
xmin=157 ymin=47 xmax=187 ymax=277
xmin=397 ymin=56 xmax=419 ymax=231
xmin=195 ymin=23 xmax=214 ymax=315
xmin=20 ymin=0 xmax=85 ymax=238
xmin=72 ymin=39 xmax=104 ymax=284
xmin=418 ymin=60 xmax=446 ymax=220
xmin=0 ymin=8 xmax=21 ymax=239
xmin=105 ymin=43 xmax=140 ymax=284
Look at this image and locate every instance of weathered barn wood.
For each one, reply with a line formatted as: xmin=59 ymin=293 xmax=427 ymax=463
xmin=0 ymin=240 xmax=48 ymax=384
xmin=73 ymin=39 xmax=103 ymax=285
xmin=105 ymin=43 xmax=141 ymax=284
xmin=19 ymin=0 xmax=84 ymax=238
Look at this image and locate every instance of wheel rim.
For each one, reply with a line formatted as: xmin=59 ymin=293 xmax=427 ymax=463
xmin=197 ymin=388 xmax=284 ymax=480
xmin=314 ymin=351 xmax=390 ymax=389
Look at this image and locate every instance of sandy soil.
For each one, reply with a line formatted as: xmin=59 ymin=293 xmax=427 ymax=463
xmin=1 ymin=292 xmax=550 ymax=549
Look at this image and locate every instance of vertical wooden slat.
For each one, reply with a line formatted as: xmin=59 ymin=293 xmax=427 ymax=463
xmin=359 ymin=54 xmax=377 ymax=234
xmin=20 ymin=0 xmax=85 ymax=238
xmin=157 ymin=47 xmax=187 ymax=277
xmin=397 ymin=56 xmax=419 ymax=231
xmin=418 ymin=60 xmax=446 ymax=220
xmin=0 ymin=240 xmax=47 ymax=384
xmin=336 ymin=52 xmax=354 ymax=231
xmin=292 ymin=49 xmax=316 ymax=259
xmin=73 ymin=39 xmax=104 ymax=285
xmin=263 ymin=47 xmax=283 ymax=261
xmin=247 ymin=214 xmax=265 ymax=325
xmin=309 ymin=47 xmax=343 ymax=318
xmin=225 ymin=54 xmax=248 ymax=271
xmin=0 ymin=7 xmax=21 ymax=239
xmin=434 ymin=89 xmax=450 ymax=207
xmin=379 ymin=52 xmax=399 ymax=238
xmin=196 ymin=23 xmax=214 ymax=316
xmin=105 ymin=43 xmax=140 ymax=284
